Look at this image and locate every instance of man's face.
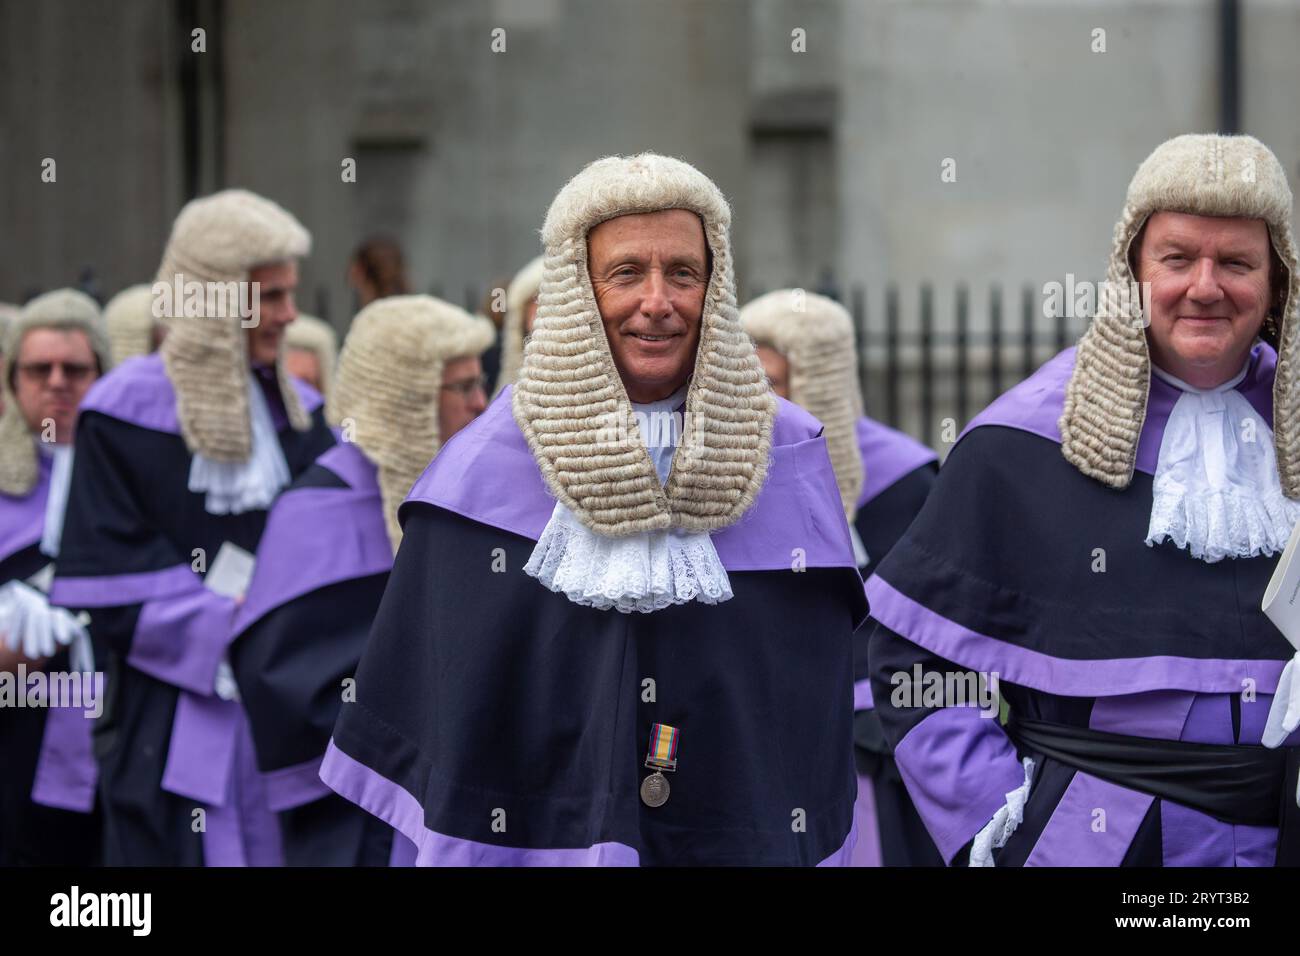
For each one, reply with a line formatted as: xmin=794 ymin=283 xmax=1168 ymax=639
xmin=12 ymin=327 xmax=99 ymax=443
xmin=246 ymin=260 xmax=299 ymax=366
xmin=1136 ymin=211 xmax=1276 ymax=388
xmin=587 ymin=208 xmax=708 ymax=403
xmin=439 ymin=354 xmax=488 ymax=443
xmin=284 ymin=348 xmax=322 ymax=392
xmin=755 ymin=344 xmax=790 ymax=399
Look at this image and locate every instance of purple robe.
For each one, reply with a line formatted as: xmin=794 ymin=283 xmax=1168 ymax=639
xmin=320 ymin=386 xmax=868 ymax=866
xmin=48 ymin=353 xmax=334 ymax=866
xmin=866 ymin=342 xmax=1299 ymax=866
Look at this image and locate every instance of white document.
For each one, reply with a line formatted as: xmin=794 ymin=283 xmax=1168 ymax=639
xmin=204 ymin=541 xmax=255 ymax=599
xmin=1262 ymin=519 xmax=1300 ymax=651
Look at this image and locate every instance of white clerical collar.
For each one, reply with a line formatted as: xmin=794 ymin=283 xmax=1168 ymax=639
xmin=1145 ymin=352 xmax=1299 ymax=562
xmin=523 ymin=380 xmax=733 ymax=613
xmin=1150 ymin=356 xmax=1250 ymax=396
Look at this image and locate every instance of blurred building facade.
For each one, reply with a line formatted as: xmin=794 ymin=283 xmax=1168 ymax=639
xmin=4 ymin=0 xmax=1299 ymax=437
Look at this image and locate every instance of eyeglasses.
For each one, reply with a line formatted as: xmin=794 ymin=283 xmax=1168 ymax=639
xmin=441 ymin=374 xmax=488 ymax=397
xmin=16 ymin=361 xmax=96 ymax=384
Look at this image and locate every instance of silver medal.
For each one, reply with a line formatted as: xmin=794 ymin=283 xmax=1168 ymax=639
xmin=640 ymin=771 xmax=670 ymax=808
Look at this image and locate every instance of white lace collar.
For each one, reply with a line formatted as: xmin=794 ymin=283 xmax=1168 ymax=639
xmin=524 ymin=382 xmax=733 ymax=613
xmin=1145 ymin=357 xmax=1300 ymax=562
xmin=188 ymin=376 xmax=291 ymax=515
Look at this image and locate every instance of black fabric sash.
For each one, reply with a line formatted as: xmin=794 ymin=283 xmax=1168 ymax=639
xmin=1006 ymin=715 xmax=1300 ymax=866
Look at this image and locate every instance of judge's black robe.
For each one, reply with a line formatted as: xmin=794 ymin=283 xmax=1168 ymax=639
xmin=868 ymin=344 xmax=1300 ymax=866
xmin=322 ymin=387 xmax=869 ymax=865
xmin=230 ymin=441 xmax=398 ymax=866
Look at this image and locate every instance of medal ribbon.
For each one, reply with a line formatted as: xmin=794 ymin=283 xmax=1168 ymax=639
xmin=645 ymin=723 xmax=679 ymax=771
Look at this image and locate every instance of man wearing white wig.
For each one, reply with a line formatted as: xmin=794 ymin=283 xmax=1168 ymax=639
xmin=869 ymin=134 xmax=1300 ymax=866
xmin=51 ymin=190 xmax=335 ymax=866
xmin=0 ymin=290 xmax=105 ymax=864
xmin=322 ymin=154 xmax=867 ymax=865
xmin=230 ymin=295 xmax=491 ymax=866
xmin=741 ymin=289 xmax=940 ymax=867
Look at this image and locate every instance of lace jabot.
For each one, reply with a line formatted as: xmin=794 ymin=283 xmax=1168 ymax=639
xmin=1145 ymin=358 xmax=1300 ymax=563
xmin=524 ymin=384 xmax=734 ymax=613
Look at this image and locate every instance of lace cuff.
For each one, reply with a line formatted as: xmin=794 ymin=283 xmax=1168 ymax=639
xmin=968 ymin=757 xmax=1035 ymax=867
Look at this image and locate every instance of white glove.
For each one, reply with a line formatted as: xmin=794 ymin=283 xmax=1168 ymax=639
xmin=214 ymin=657 xmax=241 ymax=702
xmin=0 ymin=579 xmax=88 ymax=662
xmin=1263 ymin=650 xmax=1300 ymax=749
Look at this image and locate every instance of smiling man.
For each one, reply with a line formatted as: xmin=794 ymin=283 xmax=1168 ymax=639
xmin=867 ymin=134 xmax=1300 ymax=867
xmin=322 ymin=153 xmax=867 ymax=866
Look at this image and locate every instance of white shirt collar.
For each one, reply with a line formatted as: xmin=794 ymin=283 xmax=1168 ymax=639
xmin=630 ymin=383 xmax=688 ymax=486
xmin=1150 ymin=356 xmax=1250 ymax=396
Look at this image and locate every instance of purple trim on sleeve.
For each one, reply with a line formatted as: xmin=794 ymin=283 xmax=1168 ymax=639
xmin=1023 ymin=772 xmax=1155 ymax=867
xmin=957 ymin=343 xmax=1276 ymax=477
xmin=30 ymin=703 xmax=97 ymax=813
xmin=865 ymin=574 xmax=1288 ymax=696
xmin=405 ymin=388 xmax=857 ymax=573
xmin=261 ymin=756 xmax=332 ymax=812
xmin=160 ymin=692 xmax=241 ymax=805
xmin=855 ymin=417 xmax=937 ymax=508
xmin=853 ymin=678 xmax=874 ymax=712
xmin=233 ymin=444 xmax=392 ymax=634
xmin=892 ymin=705 xmax=1024 ymax=864
xmin=0 ymin=452 xmax=50 ymax=565
xmin=320 ymin=740 xmax=641 ymax=866
xmin=50 ymin=563 xmax=198 ymax=608
xmin=130 ymin=584 xmax=236 ymax=696
xmin=193 ymin=705 xmax=284 ymax=866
